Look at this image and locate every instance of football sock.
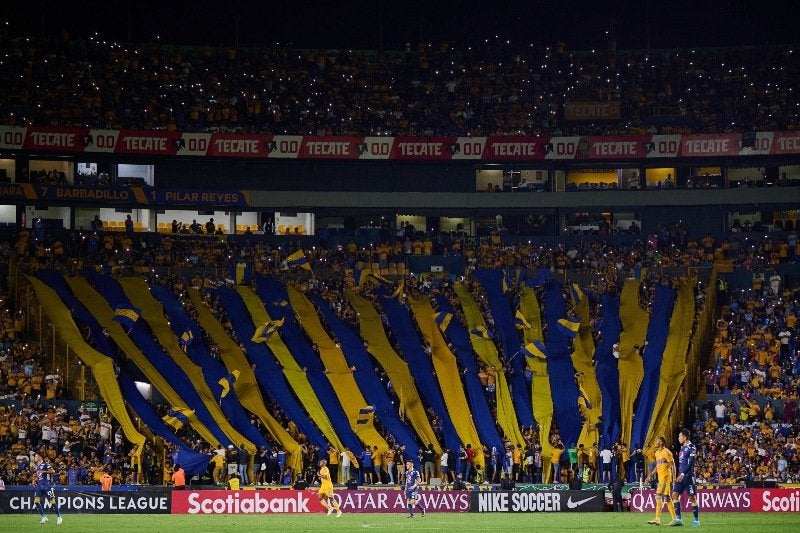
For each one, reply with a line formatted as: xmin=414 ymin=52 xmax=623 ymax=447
xmin=667 ymin=499 xmax=676 ymax=521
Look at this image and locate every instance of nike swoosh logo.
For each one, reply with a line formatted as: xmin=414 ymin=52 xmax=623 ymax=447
xmin=567 ymin=495 xmax=596 ymax=508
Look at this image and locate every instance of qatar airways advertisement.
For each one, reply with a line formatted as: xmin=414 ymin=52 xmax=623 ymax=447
xmin=631 ymin=488 xmax=800 ymax=513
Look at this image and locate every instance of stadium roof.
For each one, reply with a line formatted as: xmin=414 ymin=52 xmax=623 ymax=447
xmin=6 ymin=0 xmax=797 ymax=51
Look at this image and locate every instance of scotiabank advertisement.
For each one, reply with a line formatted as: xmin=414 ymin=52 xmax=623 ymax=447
xmin=750 ymin=489 xmax=800 ymax=512
xmin=171 ymin=489 xmax=470 ymax=514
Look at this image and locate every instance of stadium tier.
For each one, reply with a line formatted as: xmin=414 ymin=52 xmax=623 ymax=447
xmin=0 ymin=28 xmax=798 ymax=518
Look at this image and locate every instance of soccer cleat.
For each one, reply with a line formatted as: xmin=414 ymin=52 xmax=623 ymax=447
xmin=327 ymin=507 xmax=334 ymax=516
xmin=41 ymin=517 xmax=49 ymax=524
xmin=691 ymin=520 xmax=699 ymax=528
xmin=407 ymin=514 xmax=414 ymax=518
xmin=336 ymin=510 xmax=342 ymax=518
xmin=668 ymin=520 xmax=683 ymax=527
xmin=421 ymin=507 xmax=426 ymax=517
xmin=647 ymin=518 xmax=661 ymax=525
xmin=57 ymin=517 xmax=63 ymax=525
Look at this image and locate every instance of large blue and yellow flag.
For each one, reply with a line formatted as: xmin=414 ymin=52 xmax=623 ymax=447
xmin=162 ymin=406 xmax=194 ymax=431
xmin=286 ymin=249 xmax=311 ymax=270
xmin=521 ymin=340 xmax=548 ymax=360
xmin=470 ymin=324 xmax=494 ymax=339
xmin=112 ymin=305 xmax=141 ymax=330
xmin=502 ymin=273 xmax=511 ymax=293
xmin=434 ymin=311 xmax=453 ymax=333
xmin=357 ymin=405 xmax=375 ymax=425
xmin=557 ymin=317 xmax=581 ymax=338
xmin=218 ymin=370 xmax=241 ymax=400
xmin=514 ymin=309 xmax=532 ymax=330
xmin=179 ymin=329 xmax=194 ymax=347
xmin=577 ymin=383 xmax=593 ymax=410
xmin=370 ymin=273 xmax=392 ymax=286
xmin=569 ymin=283 xmax=585 ymax=306
xmin=251 ymin=317 xmax=285 ymax=343
xmin=389 ymin=279 xmax=405 ymax=299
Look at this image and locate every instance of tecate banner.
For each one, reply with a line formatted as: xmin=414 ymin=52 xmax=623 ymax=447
xmin=0 ymin=490 xmax=171 ymax=514
xmin=630 ymin=489 xmax=751 ymax=512
xmin=171 ymin=489 xmax=470 ymax=514
xmin=470 ymin=490 xmax=605 ymax=512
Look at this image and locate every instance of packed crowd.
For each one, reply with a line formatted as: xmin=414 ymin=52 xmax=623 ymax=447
xmin=1 ymin=30 xmax=798 ymax=136
xmin=1 ymin=222 xmax=799 ymax=486
xmin=693 ymin=264 xmax=800 ymax=484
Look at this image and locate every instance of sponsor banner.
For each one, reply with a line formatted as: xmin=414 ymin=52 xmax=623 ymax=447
xmin=681 ymin=133 xmax=741 ymax=157
xmin=24 ymin=126 xmax=89 ymax=152
xmin=544 ymin=136 xmax=589 ymax=160
xmin=751 ymin=488 xmax=800 ymax=512
xmin=172 ymin=489 xmax=469 ymax=515
xmin=644 ymin=134 xmax=682 ymax=158
xmin=0 ymin=490 xmax=171 ymax=514
xmin=0 ymin=126 xmax=27 ymax=150
xmin=0 ymin=126 xmax=795 ymax=160
xmin=0 ymin=184 xmax=249 ymax=207
xmin=205 ymin=133 xmax=269 ymax=158
xmin=738 ymin=131 xmax=774 ymax=156
xmin=470 ymin=490 xmax=604 ymax=512
xmin=587 ymin=136 xmax=648 ymax=159
xmin=484 ymin=137 xmax=544 ymax=160
xmin=630 ymin=488 xmax=751 ymax=512
xmin=179 ymin=133 xmax=214 ymax=157
xmin=300 ymin=136 xmax=363 ymax=159
xmin=83 ymin=129 xmax=121 ymax=153
xmin=565 ymin=101 xmax=621 ymax=121
xmin=336 ymin=490 xmax=469 ymax=513
xmin=391 ymin=136 xmax=457 ymax=160
xmin=772 ymin=131 xmax=800 ymax=155
xmin=450 ymin=136 xmax=487 ymax=160
xmin=357 ymin=136 xmax=395 ymax=160
xmin=265 ymin=135 xmax=303 ymax=158
xmin=117 ymin=130 xmax=183 ymax=156
xmin=172 ymin=490 xmax=322 ymax=514
xmin=155 ymin=189 xmax=250 ymax=207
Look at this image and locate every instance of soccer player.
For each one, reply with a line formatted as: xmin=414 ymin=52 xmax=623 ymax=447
xmin=671 ymin=428 xmax=700 ymax=527
xmin=32 ymin=451 xmax=63 ymax=525
xmin=646 ymin=436 xmax=677 ymax=526
xmin=404 ymin=459 xmax=426 ymax=518
xmin=317 ymin=459 xmax=342 ymax=517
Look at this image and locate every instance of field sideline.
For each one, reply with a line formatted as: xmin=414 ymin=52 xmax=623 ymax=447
xmin=0 ymin=512 xmax=798 ymax=532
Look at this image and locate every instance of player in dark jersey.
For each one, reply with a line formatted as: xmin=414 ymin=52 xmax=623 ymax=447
xmin=671 ymin=428 xmax=699 ymax=527
xmin=32 ymin=452 xmax=63 ymax=525
xmin=404 ymin=459 xmax=426 ymax=518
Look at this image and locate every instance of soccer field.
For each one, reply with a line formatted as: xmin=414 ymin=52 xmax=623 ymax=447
xmin=1 ymin=513 xmax=797 ymax=532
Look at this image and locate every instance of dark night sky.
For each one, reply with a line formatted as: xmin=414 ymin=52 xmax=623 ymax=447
xmin=5 ymin=0 xmax=797 ymax=51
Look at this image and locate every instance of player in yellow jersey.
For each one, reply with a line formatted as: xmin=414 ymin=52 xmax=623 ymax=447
xmin=646 ymin=436 xmax=677 ymax=526
xmin=317 ymin=459 xmax=342 ymax=517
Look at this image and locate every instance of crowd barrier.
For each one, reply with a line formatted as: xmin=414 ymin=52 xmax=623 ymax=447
xmin=1 ymin=487 xmax=798 ymax=514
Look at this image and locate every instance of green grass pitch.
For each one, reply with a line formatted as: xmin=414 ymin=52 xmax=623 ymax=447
xmin=1 ymin=513 xmax=798 ymax=532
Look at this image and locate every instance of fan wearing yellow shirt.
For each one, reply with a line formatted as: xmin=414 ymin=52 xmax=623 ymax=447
xmin=317 ymin=459 xmax=342 ymax=517
xmin=646 ymin=436 xmax=677 ymax=526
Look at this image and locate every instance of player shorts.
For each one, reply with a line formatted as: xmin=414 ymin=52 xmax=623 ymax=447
xmin=405 ymin=489 xmax=418 ymax=500
xmin=34 ymin=487 xmax=55 ymax=502
xmin=656 ymin=476 xmax=673 ymax=497
xmin=672 ymin=477 xmax=696 ymax=496
xmin=318 ymin=487 xmax=334 ymax=498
